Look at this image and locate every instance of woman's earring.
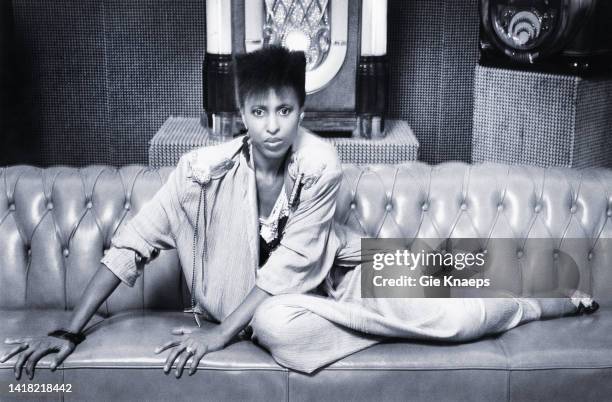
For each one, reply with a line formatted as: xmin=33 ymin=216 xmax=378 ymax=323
xmin=299 ymin=113 xmax=305 ymax=123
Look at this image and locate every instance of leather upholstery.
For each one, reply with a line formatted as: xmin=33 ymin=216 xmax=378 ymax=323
xmin=2 ymin=162 xmax=611 ymax=310
xmin=1 ymin=162 xmax=612 ymax=401
xmin=336 ymin=163 xmax=612 ymax=304
xmin=0 ymin=310 xmax=287 ymax=401
xmin=0 ymin=166 xmax=186 ymax=312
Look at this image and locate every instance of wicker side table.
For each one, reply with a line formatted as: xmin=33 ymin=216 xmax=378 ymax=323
xmin=149 ymin=117 xmax=419 ymax=167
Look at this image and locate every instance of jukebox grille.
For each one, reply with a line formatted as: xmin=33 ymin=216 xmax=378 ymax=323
xmin=264 ymin=0 xmax=331 ymax=70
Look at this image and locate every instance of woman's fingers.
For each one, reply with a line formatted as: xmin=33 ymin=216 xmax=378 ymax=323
xmin=0 ymin=344 xmax=28 ymax=363
xmin=163 ymin=344 xmax=186 ymax=374
xmin=154 ymin=340 xmax=181 ymax=354
xmin=189 ymin=348 xmax=207 ymax=376
xmin=171 ymin=327 xmax=192 ymax=336
xmin=175 ymin=347 xmax=194 ymax=378
xmin=50 ymin=346 xmax=74 ymax=371
xmin=4 ymin=337 xmax=30 ymax=345
xmin=14 ymin=348 xmax=35 ymax=380
xmin=25 ymin=348 xmax=56 ymax=380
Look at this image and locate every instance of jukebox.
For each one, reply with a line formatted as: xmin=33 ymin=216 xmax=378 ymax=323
xmin=203 ymin=0 xmax=389 ymax=139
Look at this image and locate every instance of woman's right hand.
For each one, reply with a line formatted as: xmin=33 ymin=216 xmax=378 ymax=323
xmin=0 ymin=264 xmax=122 ymax=381
xmin=0 ymin=336 xmax=76 ymax=380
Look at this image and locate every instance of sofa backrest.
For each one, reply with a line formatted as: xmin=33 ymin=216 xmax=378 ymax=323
xmin=335 ymin=162 xmax=612 ymax=305
xmin=0 ymin=165 xmax=185 ymax=314
xmin=1 ymin=162 xmax=611 ymax=313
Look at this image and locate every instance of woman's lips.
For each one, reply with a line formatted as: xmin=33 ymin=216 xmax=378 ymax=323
xmin=264 ymin=138 xmax=284 ymax=149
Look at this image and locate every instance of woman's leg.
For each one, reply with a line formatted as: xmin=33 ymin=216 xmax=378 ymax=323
xmin=534 ymin=298 xmax=577 ymax=318
xmin=252 ymin=295 xmax=523 ymax=372
xmin=251 ymin=294 xmax=584 ymax=373
xmin=251 ymin=295 xmax=382 ymax=374
xmin=477 ymin=296 xmax=582 ymax=338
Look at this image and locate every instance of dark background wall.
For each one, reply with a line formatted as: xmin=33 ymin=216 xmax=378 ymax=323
xmin=1 ymin=0 xmax=37 ymax=165
xmin=1 ymin=0 xmax=479 ymax=167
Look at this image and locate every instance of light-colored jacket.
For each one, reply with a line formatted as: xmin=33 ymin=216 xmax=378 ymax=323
xmin=101 ymin=129 xmax=345 ymax=321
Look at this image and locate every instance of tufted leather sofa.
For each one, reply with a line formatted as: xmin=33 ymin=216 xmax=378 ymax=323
xmin=1 ymin=162 xmax=612 ymax=402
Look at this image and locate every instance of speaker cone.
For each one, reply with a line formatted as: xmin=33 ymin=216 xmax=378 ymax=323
xmin=480 ymin=0 xmax=612 ymax=75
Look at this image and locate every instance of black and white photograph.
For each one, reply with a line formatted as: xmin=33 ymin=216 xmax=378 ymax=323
xmin=1 ymin=0 xmax=611 ymax=401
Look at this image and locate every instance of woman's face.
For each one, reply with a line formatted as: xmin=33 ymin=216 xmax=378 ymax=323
xmin=241 ymin=87 xmax=303 ymax=161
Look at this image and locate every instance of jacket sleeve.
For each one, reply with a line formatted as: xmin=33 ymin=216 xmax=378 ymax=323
xmin=255 ymin=164 xmax=342 ymax=295
xmin=100 ymin=156 xmax=189 ymax=287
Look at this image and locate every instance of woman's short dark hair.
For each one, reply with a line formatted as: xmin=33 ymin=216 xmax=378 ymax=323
xmin=234 ymin=46 xmax=306 ymax=108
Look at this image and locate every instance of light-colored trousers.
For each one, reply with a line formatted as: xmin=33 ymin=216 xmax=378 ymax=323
xmin=251 ymin=268 xmax=576 ymax=373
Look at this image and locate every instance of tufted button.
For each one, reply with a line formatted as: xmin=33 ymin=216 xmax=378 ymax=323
xmin=27 ymin=248 xmax=32 ymax=256
xmin=517 ymin=249 xmax=524 ymax=258
xmin=124 ymin=201 xmax=131 ymax=210
xmin=47 ymin=202 xmax=54 ymax=210
xmin=607 ymin=209 xmax=612 ymax=218
xmin=86 ymin=201 xmax=93 ymax=209
xmin=534 ymin=204 xmax=541 ymax=213
xmin=460 ymin=203 xmax=467 ymax=211
xmin=588 ymin=252 xmax=593 ymax=261
xmin=385 ymin=203 xmax=392 ymax=212
xmin=63 ymin=248 xmax=69 ymax=257
xmin=570 ymin=205 xmax=577 ymax=214
xmin=553 ymin=251 xmax=559 ymax=260
xmin=497 ymin=203 xmax=504 ymax=211
xmin=350 ymin=202 xmax=356 ymax=210
xmin=9 ymin=203 xmax=15 ymax=211
xmin=421 ymin=202 xmax=429 ymax=211
xmin=385 ymin=191 xmax=392 ymax=199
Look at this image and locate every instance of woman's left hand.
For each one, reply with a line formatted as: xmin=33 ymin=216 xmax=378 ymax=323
xmin=154 ymin=326 xmax=229 ymax=378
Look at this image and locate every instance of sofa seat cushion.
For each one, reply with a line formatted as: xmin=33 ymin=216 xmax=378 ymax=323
xmin=0 ymin=310 xmax=281 ymax=369
xmin=497 ymin=308 xmax=612 ymax=402
xmin=293 ymin=308 xmax=612 ymax=402
xmin=2 ymin=309 xmax=612 ymax=401
xmin=0 ymin=310 xmax=287 ymax=402
xmin=498 ymin=308 xmax=612 ymax=370
xmin=294 ymin=337 xmax=511 ymax=402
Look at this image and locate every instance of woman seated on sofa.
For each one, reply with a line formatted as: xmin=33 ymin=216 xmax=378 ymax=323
xmin=2 ymin=45 xmax=345 ymax=380
xmin=1 ymin=46 xmax=599 ymax=379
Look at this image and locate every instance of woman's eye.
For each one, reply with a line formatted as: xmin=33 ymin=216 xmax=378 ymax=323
xmin=279 ymin=107 xmax=292 ymax=116
xmin=252 ymin=109 xmax=264 ymax=117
